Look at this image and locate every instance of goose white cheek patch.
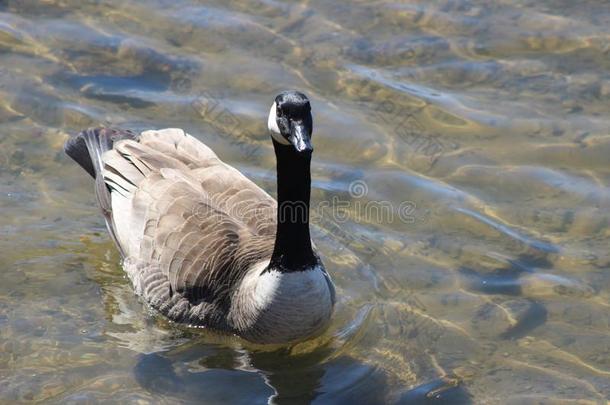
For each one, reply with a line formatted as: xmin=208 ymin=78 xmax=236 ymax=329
xmin=268 ymin=103 xmax=290 ymax=145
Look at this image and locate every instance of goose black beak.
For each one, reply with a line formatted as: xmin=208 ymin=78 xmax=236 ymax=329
xmin=289 ymin=120 xmax=313 ymax=153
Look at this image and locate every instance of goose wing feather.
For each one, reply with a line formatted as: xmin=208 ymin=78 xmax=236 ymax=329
xmin=100 ymin=128 xmax=276 ymax=319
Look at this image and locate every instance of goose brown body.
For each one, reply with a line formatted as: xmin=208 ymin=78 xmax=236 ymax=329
xmin=66 ymin=124 xmax=334 ymax=344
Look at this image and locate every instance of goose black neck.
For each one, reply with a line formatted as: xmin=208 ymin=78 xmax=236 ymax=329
xmin=269 ymin=140 xmax=317 ymax=272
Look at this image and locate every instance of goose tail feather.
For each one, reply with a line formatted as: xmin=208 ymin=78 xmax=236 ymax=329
xmin=64 ymin=127 xmax=139 ymax=257
xmin=64 ymin=127 xmax=138 ymax=178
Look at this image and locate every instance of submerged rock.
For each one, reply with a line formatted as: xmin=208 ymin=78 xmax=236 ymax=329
xmin=470 ymin=298 xmax=547 ymax=340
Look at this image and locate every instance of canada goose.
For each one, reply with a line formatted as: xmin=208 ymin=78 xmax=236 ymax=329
xmin=65 ymin=91 xmax=335 ymax=344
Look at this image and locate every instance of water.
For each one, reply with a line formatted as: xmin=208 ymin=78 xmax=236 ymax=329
xmin=1 ymin=0 xmax=609 ymax=403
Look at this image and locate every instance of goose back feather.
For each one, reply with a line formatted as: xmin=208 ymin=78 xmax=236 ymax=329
xmin=68 ymin=128 xmax=282 ymax=330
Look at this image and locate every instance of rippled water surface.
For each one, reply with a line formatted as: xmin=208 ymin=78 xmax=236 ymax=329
xmin=1 ymin=0 xmax=610 ymax=403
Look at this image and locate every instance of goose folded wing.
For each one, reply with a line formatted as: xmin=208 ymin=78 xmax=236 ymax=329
xmin=133 ymin=170 xmax=275 ymax=307
xmin=98 ymin=129 xmax=277 ymax=308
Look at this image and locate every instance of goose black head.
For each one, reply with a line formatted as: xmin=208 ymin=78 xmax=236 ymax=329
xmin=268 ymin=91 xmax=313 ymax=153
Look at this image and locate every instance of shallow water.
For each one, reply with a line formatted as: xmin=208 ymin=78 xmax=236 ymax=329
xmin=1 ymin=0 xmax=609 ymax=403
